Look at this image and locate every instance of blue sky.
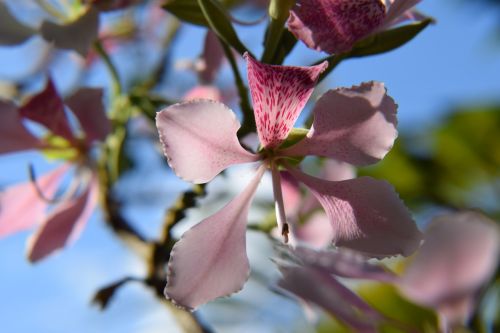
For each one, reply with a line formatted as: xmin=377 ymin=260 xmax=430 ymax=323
xmin=1 ymin=1 xmax=499 ymax=333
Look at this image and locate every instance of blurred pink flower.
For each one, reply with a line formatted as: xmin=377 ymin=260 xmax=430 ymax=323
xmin=0 ymin=80 xmax=110 ymax=262
xmin=276 ymin=245 xmax=397 ymax=331
xmin=288 ymin=0 xmax=424 ymax=54
xmin=156 ymin=54 xmax=420 ymax=309
xmin=399 ymin=211 xmax=500 ymax=331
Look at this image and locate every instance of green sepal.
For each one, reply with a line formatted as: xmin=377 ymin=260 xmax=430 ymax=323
xmin=41 ymin=134 xmax=79 ymax=161
xmin=278 ymin=127 xmax=308 ymax=149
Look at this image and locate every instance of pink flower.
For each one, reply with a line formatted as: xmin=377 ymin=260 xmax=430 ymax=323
xmin=399 ymin=211 xmax=500 ymax=331
xmin=0 ymin=80 xmax=110 ymax=262
xmin=288 ymin=0 xmax=423 ymax=54
xmin=155 ymin=54 xmax=421 ymax=310
xmin=276 ymin=245 xmax=397 ymax=331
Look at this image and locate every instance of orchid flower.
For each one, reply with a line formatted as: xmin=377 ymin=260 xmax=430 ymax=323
xmin=399 ymin=211 xmax=500 ymax=332
xmin=287 ymin=0 xmax=424 ymax=54
xmin=155 ymin=53 xmax=421 ymax=310
xmin=276 ymin=245 xmax=397 ymax=332
xmin=0 ymin=79 xmax=110 ymax=262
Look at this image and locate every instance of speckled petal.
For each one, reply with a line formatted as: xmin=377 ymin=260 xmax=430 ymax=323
xmin=283 ymin=82 xmax=398 ymax=166
xmin=287 ymin=166 xmax=421 ymax=257
xmin=245 ymin=53 xmax=327 ymax=148
xmin=156 ymin=100 xmax=258 ymax=184
xmin=288 ymin=0 xmax=386 ymax=54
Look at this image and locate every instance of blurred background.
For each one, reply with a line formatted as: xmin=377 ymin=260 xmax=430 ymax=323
xmin=0 ymin=0 xmax=499 ymax=332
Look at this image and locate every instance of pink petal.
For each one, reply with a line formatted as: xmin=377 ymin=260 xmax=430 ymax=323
xmin=26 ymin=176 xmax=99 ymax=262
xmin=282 ymin=82 xmax=398 ymax=166
xmin=280 ymin=171 xmax=302 ymax=216
xmin=278 ymin=264 xmax=381 ymax=332
xmin=183 ymin=85 xmax=222 ymax=102
xmin=164 ymin=165 xmax=266 ymax=310
xmin=0 ymin=164 xmax=68 ymax=237
xmin=287 ymin=0 xmax=387 ymax=54
xmin=382 ymin=0 xmax=421 ymax=29
xmin=286 ymin=166 xmax=421 ymax=257
xmin=399 ymin=211 xmax=500 ymax=325
xmin=0 ymin=100 xmax=42 ymax=154
xmin=19 ymin=79 xmax=74 ymax=141
xmin=293 ymin=212 xmax=334 ymax=248
xmin=245 ymin=53 xmax=327 ymax=149
xmin=39 ymin=6 xmax=99 ymax=56
xmin=199 ymin=30 xmax=225 ymax=83
xmin=156 ymin=100 xmax=258 ymax=184
xmin=65 ymin=88 xmax=111 ymax=143
xmin=291 ymin=246 xmax=397 ymax=282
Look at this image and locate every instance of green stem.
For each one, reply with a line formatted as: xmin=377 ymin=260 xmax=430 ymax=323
xmin=219 ymin=39 xmax=255 ymax=137
xmin=261 ymin=17 xmax=285 ymax=64
xmin=93 ymin=40 xmax=122 ymax=97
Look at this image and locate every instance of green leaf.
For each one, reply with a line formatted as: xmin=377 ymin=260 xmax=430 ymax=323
xmin=197 ymin=0 xmax=249 ymax=55
xmin=348 ymin=19 xmax=434 ymax=58
xmin=162 ymin=0 xmax=208 ymax=26
xmin=357 ymin=283 xmax=439 ymax=333
xmin=271 ymin=29 xmax=298 ymax=64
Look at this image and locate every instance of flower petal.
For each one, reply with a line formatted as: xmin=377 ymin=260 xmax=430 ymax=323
xmin=0 ymin=164 xmax=68 ymax=237
xmin=65 ymin=88 xmax=111 ymax=143
xmin=278 ymin=264 xmax=381 ymax=332
xmin=199 ymin=30 xmax=225 ymax=83
xmin=245 ymin=53 xmax=327 ymax=148
xmin=164 ymin=165 xmax=266 ymax=310
xmin=286 ymin=166 xmax=421 ymax=257
xmin=26 ymin=176 xmax=98 ymax=262
xmin=0 ymin=3 xmax=35 ymax=45
xmin=19 ymin=79 xmax=74 ymax=141
xmin=382 ymin=0 xmax=421 ymax=29
xmin=183 ymin=85 xmax=222 ymax=102
xmin=287 ymin=0 xmax=386 ymax=54
xmin=283 ymin=82 xmax=398 ymax=166
xmin=291 ymin=246 xmax=397 ymax=282
xmin=0 ymin=100 xmax=42 ymax=154
xmin=156 ymin=100 xmax=258 ymax=184
xmin=399 ymin=211 xmax=500 ymax=326
xmin=40 ymin=6 xmax=99 ymax=56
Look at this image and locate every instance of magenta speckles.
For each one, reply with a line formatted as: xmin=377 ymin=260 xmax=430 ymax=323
xmin=288 ymin=0 xmax=387 ymax=54
xmin=245 ymin=53 xmax=327 ymax=148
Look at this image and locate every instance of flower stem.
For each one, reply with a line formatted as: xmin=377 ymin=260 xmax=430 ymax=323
xmin=93 ymin=40 xmax=122 ymax=97
xmin=219 ymin=39 xmax=255 ymax=138
xmin=271 ymin=162 xmax=289 ymax=243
